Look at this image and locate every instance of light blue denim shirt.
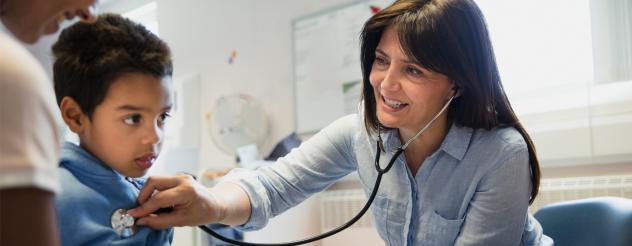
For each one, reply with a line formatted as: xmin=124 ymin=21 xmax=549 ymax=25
xmin=55 ymin=142 xmax=173 ymax=246
xmin=224 ymin=114 xmax=552 ymax=245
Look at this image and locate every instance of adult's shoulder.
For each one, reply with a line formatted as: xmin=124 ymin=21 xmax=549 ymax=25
xmin=456 ymin=126 xmax=532 ymax=191
xmin=473 ymin=126 xmax=527 ymax=151
xmin=462 ymin=126 xmax=530 ymax=173
xmin=0 ymin=33 xmax=50 ymax=96
xmin=492 ymin=126 xmax=528 ymax=149
xmin=0 ymin=34 xmax=60 ymax=193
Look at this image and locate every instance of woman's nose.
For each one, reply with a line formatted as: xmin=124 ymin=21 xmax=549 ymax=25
xmin=380 ymin=68 xmax=401 ymax=92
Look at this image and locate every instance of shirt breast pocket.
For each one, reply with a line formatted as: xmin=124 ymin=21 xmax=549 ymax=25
xmin=419 ymin=210 xmax=465 ymax=245
xmin=371 ymin=195 xmax=390 ymax=241
xmin=371 ymin=194 xmax=408 ymax=246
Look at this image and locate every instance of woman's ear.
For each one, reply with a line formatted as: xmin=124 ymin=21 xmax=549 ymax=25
xmin=59 ymin=97 xmax=87 ymax=134
xmin=447 ymin=82 xmax=461 ymax=100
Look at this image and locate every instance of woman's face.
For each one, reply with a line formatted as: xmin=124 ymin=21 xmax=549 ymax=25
xmin=369 ymin=25 xmax=455 ymax=133
xmin=1 ymin=0 xmax=97 ymax=43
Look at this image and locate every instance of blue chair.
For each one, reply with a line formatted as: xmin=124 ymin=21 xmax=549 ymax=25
xmin=533 ymin=197 xmax=632 ymax=246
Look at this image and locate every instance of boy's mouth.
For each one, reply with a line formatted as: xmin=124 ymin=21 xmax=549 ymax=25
xmin=135 ymin=153 xmax=157 ymax=169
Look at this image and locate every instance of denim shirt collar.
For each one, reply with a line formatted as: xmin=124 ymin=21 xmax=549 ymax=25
xmin=59 ymin=142 xmax=124 ymax=180
xmin=380 ymin=123 xmax=473 ymax=161
xmin=440 ymin=124 xmax=473 ymax=161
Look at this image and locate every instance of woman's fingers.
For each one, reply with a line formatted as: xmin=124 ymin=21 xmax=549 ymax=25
xmin=129 ymin=174 xmax=196 ymax=218
xmin=136 ymin=175 xmax=182 ymax=204
xmin=127 ymin=174 xmax=223 ymax=229
xmin=128 ymin=192 xmax=177 ymax=218
xmin=135 ymin=186 xmax=212 ymax=229
xmin=136 ymin=209 xmax=187 ymax=229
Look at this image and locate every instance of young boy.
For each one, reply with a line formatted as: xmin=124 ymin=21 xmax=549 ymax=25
xmin=52 ymin=13 xmax=174 ymax=245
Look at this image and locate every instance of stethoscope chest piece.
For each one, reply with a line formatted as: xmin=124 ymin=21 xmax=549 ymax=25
xmin=111 ymin=209 xmax=137 ymax=238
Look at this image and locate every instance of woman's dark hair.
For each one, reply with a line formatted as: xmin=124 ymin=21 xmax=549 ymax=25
xmin=360 ymin=0 xmax=540 ymax=204
xmin=52 ymin=13 xmax=173 ymax=118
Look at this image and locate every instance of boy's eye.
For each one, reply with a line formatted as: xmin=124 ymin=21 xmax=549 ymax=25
xmin=124 ymin=114 xmax=142 ymax=125
xmin=158 ymin=112 xmax=171 ymax=125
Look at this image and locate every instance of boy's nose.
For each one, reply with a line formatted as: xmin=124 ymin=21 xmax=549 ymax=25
xmin=142 ymin=123 xmax=163 ymax=145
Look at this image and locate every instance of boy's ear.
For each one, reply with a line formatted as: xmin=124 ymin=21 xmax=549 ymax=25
xmin=59 ymin=97 xmax=87 ymax=134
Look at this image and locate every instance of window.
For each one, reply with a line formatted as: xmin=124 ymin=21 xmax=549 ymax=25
xmin=590 ymin=0 xmax=632 ymax=84
xmin=477 ymin=0 xmax=632 ymax=166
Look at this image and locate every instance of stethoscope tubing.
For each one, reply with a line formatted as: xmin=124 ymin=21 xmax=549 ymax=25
xmin=197 ymin=95 xmax=454 ymax=245
xmin=198 ymin=143 xmax=403 ymax=246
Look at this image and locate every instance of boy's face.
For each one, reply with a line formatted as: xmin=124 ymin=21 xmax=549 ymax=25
xmin=79 ymin=73 xmax=173 ymax=178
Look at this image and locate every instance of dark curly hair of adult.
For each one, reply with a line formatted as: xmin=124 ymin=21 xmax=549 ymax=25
xmin=52 ymin=13 xmax=173 ymax=118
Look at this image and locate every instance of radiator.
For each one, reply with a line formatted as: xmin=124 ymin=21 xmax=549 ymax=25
xmin=319 ymin=189 xmax=373 ymax=230
xmin=318 ymin=189 xmax=382 ymax=246
xmin=319 ymin=175 xmax=632 ymax=231
xmin=529 ymin=175 xmax=632 ymax=212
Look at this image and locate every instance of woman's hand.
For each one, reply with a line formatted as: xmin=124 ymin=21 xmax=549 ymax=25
xmin=127 ymin=174 xmax=225 ymax=229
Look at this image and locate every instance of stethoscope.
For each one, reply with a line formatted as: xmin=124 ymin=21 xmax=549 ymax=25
xmin=111 ymin=96 xmax=455 ymax=245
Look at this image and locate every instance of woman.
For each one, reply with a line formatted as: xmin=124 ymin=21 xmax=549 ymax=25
xmin=130 ymin=0 xmax=551 ymax=245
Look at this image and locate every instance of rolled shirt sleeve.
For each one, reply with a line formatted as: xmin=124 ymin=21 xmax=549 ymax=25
xmin=220 ymin=115 xmax=359 ymax=230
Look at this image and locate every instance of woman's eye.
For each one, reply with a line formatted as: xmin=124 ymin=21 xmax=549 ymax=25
xmin=406 ymin=66 xmax=423 ymax=77
xmin=374 ymin=56 xmax=388 ymax=66
xmin=124 ymin=114 xmax=141 ymax=125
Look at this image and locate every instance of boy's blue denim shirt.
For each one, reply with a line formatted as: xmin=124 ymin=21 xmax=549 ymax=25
xmin=55 ymin=142 xmax=173 ymax=246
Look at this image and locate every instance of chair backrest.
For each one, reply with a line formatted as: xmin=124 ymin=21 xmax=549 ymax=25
xmin=533 ymin=197 xmax=632 ymax=246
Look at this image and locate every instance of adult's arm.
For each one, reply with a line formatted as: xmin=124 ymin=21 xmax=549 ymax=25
xmin=129 ymin=115 xmax=360 ymax=229
xmin=128 ymin=175 xmax=251 ymax=228
xmin=0 ymin=34 xmax=62 ymax=246
xmin=0 ymin=188 xmax=60 ymax=246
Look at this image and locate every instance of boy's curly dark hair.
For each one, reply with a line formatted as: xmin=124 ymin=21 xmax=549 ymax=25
xmin=53 ymin=13 xmax=173 ymax=117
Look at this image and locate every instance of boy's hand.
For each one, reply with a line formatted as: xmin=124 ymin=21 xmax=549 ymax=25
xmin=127 ymin=174 xmax=225 ymax=229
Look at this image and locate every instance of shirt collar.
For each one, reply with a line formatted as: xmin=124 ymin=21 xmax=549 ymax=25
xmin=379 ymin=127 xmax=400 ymax=152
xmin=439 ymin=123 xmax=473 ymax=161
xmin=380 ymin=123 xmax=473 ymax=161
xmin=59 ymin=142 xmax=124 ymax=180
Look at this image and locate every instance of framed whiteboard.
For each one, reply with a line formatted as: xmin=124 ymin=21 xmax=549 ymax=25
xmin=292 ymin=0 xmax=392 ymax=133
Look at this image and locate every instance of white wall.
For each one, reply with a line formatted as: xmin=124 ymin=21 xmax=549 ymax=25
xmin=152 ymin=1 xmax=358 ymax=245
xmin=155 ymin=0 xmax=359 ymax=170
